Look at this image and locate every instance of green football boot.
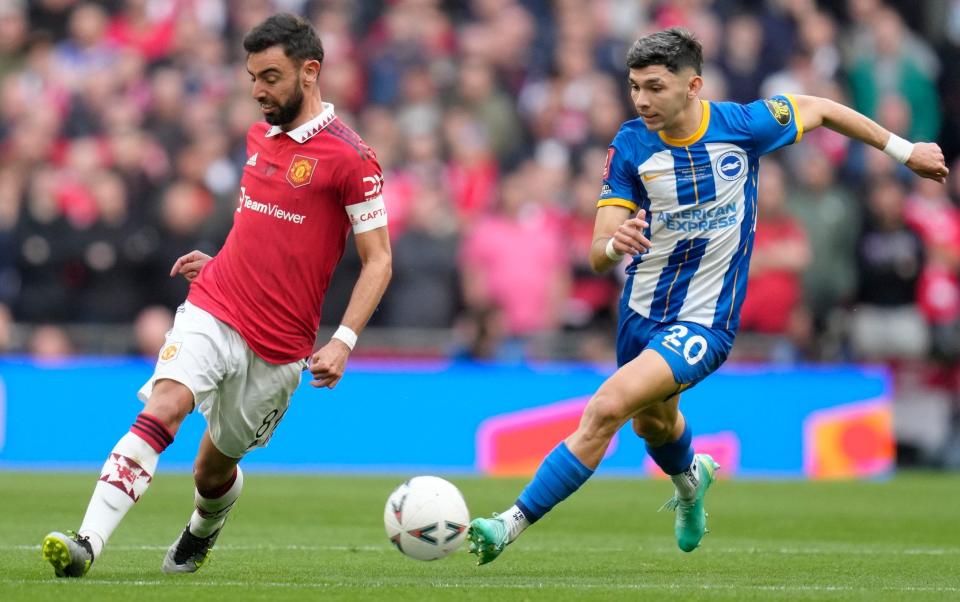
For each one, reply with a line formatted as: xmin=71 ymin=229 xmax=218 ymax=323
xmin=466 ymin=515 xmax=510 ymax=565
xmin=660 ymin=454 xmax=719 ymax=552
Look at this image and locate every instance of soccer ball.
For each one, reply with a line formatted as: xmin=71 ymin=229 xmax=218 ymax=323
xmin=383 ymin=476 xmax=470 ymax=561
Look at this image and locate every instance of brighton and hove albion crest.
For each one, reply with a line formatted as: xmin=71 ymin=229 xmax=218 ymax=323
xmin=715 ymin=150 xmax=747 ymax=181
xmin=286 ymin=154 xmax=318 ymax=188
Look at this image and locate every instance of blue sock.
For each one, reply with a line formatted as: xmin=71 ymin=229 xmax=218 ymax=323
xmin=645 ymin=423 xmax=694 ymax=475
xmin=515 ymin=442 xmax=594 ymax=523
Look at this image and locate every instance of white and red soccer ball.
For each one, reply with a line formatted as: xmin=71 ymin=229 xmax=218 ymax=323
xmin=383 ymin=476 xmax=470 ymax=561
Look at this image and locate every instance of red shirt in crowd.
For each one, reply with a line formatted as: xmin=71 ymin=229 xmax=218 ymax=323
xmin=739 ymin=217 xmax=808 ymax=334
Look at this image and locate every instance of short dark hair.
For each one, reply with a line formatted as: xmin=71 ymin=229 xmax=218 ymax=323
xmin=242 ymin=13 xmax=324 ymax=65
xmin=626 ymin=28 xmax=702 ymax=75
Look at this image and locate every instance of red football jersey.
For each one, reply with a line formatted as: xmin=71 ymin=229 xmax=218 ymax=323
xmin=188 ymin=104 xmax=386 ymax=363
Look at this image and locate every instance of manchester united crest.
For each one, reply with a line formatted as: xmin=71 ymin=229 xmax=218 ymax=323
xmin=286 ymin=154 xmax=318 ymax=188
xmin=159 ymin=341 xmax=181 ymax=362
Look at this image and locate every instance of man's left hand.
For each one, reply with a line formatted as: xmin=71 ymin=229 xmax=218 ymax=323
xmin=907 ymin=142 xmax=950 ymax=183
xmin=308 ymin=339 xmax=351 ymax=389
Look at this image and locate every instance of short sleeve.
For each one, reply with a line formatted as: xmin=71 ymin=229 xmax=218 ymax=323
xmin=745 ymin=94 xmax=803 ymax=155
xmin=597 ymin=143 xmax=639 ymax=212
xmin=341 ymin=147 xmax=388 ymax=233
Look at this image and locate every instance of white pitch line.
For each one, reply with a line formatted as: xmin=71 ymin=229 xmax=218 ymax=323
xmin=7 ymin=543 xmax=960 ymax=555
xmin=1 ymin=578 xmax=958 ymax=594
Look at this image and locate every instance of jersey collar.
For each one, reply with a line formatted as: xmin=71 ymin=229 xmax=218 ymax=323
xmin=658 ymin=100 xmax=710 ymax=147
xmin=265 ymin=102 xmax=336 ymax=143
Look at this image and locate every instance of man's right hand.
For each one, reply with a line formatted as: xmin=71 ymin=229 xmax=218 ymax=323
xmin=170 ymin=250 xmax=212 ymax=282
xmin=609 ymin=209 xmax=652 ymax=256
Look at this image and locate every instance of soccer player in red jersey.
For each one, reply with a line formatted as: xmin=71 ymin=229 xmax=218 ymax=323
xmin=41 ymin=13 xmax=392 ymax=577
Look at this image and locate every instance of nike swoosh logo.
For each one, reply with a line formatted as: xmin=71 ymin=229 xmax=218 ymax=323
xmin=641 ymin=172 xmax=664 ymax=182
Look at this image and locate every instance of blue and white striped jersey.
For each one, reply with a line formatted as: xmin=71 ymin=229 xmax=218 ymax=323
xmin=599 ymin=95 xmax=803 ymax=332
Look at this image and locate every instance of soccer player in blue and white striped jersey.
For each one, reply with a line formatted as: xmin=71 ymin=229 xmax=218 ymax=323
xmin=468 ymin=27 xmax=948 ymax=564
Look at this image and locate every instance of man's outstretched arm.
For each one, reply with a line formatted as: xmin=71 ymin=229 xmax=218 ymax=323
xmin=791 ymin=94 xmax=948 ymax=183
xmin=308 ymin=227 xmax=392 ymax=389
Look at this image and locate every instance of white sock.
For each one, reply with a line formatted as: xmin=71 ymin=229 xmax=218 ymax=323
xmin=501 ymin=504 xmax=530 ymax=542
xmin=79 ymin=432 xmax=161 ymax=557
xmin=189 ymin=467 xmax=243 ymax=537
xmin=670 ymin=457 xmax=700 ymax=501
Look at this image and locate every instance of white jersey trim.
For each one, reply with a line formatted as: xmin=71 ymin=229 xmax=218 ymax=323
xmin=265 ymin=102 xmax=337 ymax=143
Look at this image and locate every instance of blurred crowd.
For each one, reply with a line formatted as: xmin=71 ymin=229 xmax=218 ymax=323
xmin=0 ymin=0 xmax=959 ymax=394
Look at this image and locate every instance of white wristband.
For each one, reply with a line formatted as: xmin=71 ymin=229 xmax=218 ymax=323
xmin=605 ymin=237 xmax=625 ymax=262
xmin=332 ymin=325 xmax=358 ymax=350
xmin=883 ymin=133 xmax=914 ymax=164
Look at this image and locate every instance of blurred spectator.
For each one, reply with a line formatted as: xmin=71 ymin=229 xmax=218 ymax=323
xmin=905 ymin=177 xmax=960 ymax=360
xmin=132 ymin=304 xmax=173 ymax=358
xmin=0 ymin=303 xmax=11 ymax=353
xmin=28 ymin=323 xmax=73 ymax=360
xmin=718 ymin=13 xmax=769 ymax=104
xmin=141 ymin=180 xmax=222 ymax=310
xmin=0 ymin=167 xmax=21 ymax=305
xmin=460 ymin=165 xmax=570 ymax=357
xmin=851 ymin=175 xmax=929 ymax=360
xmin=145 ymin=67 xmax=190 ymax=159
xmin=74 ymin=170 xmax=148 ymax=322
xmin=845 ymin=0 xmax=940 ymax=81
xmin=0 ymin=1 xmax=28 ymax=82
xmin=53 ymin=2 xmax=118 ymax=92
xmin=383 ymin=177 xmax=461 ymax=328
xmin=561 ymin=165 xmax=619 ymax=332
xmin=105 ymin=0 xmax=179 ymax=63
xmin=442 ymin=108 xmax=499 ymax=224
xmin=847 ymin=7 xmax=941 ymax=143
xmin=787 ymin=148 xmax=861 ymax=328
xmin=29 ymin=0 xmax=76 ymax=41
xmin=453 ymin=56 xmax=525 ymax=166
xmin=739 ymin=160 xmax=812 ymax=360
xmin=13 ymin=168 xmax=75 ymax=322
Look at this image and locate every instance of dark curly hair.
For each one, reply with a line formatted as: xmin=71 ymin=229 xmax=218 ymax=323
xmin=626 ymin=28 xmax=702 ymax=75
xmin=242 ymin=13 xmax=324 ymax=65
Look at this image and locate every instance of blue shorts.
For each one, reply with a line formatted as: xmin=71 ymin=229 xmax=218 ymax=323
xmin=616 ymin=311 xmax=735 ymax=390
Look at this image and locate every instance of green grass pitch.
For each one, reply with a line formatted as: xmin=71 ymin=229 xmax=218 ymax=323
xmin=1 ymin=471 xmax=958 ymax=601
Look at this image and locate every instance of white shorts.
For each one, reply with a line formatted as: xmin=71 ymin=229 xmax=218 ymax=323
xmin=138 ymin=301 xmax=305 ymax=458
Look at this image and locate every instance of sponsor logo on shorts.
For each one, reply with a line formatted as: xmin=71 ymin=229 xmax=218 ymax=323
xmin=159 ymin=341 xmax=181 ymax=362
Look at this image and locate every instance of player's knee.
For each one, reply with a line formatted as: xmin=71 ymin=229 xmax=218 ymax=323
xmin=580 ymin=390 xmax=629 ymax=440
xmin=632 ymin=414 xmax=673 ymax=446
xmin=144 ymin=379 xmax=193 ymax=429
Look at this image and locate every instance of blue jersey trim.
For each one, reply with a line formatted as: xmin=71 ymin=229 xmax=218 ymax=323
xmin=712 ymin=156 xmax=759 ymax=330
